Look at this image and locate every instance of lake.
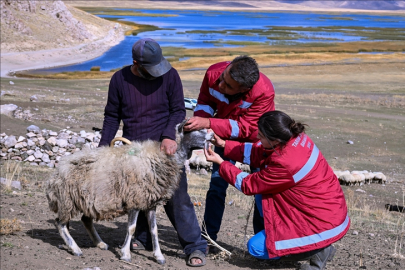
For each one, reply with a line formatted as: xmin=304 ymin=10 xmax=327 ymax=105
xmin=36 ymin=9 xmax=405 ymax=73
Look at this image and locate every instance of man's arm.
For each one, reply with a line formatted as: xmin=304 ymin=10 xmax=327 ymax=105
xmin=194 ymin=70 xmax=218 ymax=118
xmin=210 ymin=84 xmax=275 ymax=141
xmin=160 ymin=69 xmax=186 ymax=141
xmin=98 ymin=75 xmax=121 ymax=147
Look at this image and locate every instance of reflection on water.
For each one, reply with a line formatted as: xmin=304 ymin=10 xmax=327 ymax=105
xmin=35 ymin=9 xmax=405 ymax=73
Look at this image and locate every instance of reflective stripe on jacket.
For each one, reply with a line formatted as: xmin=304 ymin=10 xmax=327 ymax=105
xmin=219 ymin=134 xmax=350 ymax=258
xmin=194 ymin=61 xmax=275 ymax=142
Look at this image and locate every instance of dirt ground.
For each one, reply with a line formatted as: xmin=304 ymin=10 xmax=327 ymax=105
xmin=0 ymin=172 xmax=404 ymax=270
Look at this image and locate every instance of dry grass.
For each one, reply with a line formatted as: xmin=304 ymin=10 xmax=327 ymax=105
xmin=0 ymin=161 xmax=22 ymax=191
xmin=0 ymin=218 xmax=22 ymax=235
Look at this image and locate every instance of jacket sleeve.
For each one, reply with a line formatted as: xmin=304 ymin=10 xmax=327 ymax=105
xmin=194 ymin=70 xmax=217 ymax=118
xmin=161 ymin=70 xmax=186 ymax=141
xmin=219 ymin=159 xmax=295 ymax=195
xmin=224 ymin=140 xmax=264 ymax=168
xmin=210 ymin=77 xmax=275 ymax=140
xmin=98 ymin=74 xmax=121 ymax=147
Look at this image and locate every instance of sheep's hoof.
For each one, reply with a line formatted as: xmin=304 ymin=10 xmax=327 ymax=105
xmin=157 ymin=259 xmax=166 ymax=265
xmin=97 ymin=242 xmax=109 ymax=250
xmin=72 ymin=251 xmax=83 ymax=257
xmin=120 ymin=256 xmax=131 ymax=262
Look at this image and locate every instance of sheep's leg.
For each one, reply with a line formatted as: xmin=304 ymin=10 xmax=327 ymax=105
xmin=81 ymin=215 xmax=108 ymax=250
xmin=55 ymin=218 xmax=83 ymax=256
xmin=120 ymin=209 xmax=139 ymax=262
xmin=147 ymin=207 xmax=165 ymax=265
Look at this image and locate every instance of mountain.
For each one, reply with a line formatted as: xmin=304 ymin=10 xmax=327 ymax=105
xmin=275 ymin=0 xmax=405 ymax=10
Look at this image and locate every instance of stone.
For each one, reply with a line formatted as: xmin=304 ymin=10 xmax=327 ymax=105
xmin=47 ymin=137 xmax=57 ymax=146
xmin=26 ymin=132 xmax=37 ymax=138
xmin=34 ymin=150 xmax=43 ymax=159
xmin=42 ymin=153 xmax=50 ymax=163
xmin=30 ymin=95 xmax=38 ymax=102
xmin=80 ymin=130 xmax=87 ymax=137
xmin=9 ymin=81 xmax=14 ymax=85
xmin=26 ymin=155 xmax=35 ymax=162
xmin=1 ymin=104 xmax=18 ymax=117
xmin=27 ymin=125 xmax=41 ymax=133
xmin=4 ymin=136 xmax=17 ymax=148
xmin=26 ymin=139 xmax=34 ymax=147
xmin=17 ymin=136 xmax=25 ymax=142
xmin=57 ymin=132 xmax=70 ymax=140
xmin=49 ymin=131 xmax=58 ymax=136
xmin=14 ymin=142 xmax=24 ymax=149
xmin=41 ymin=141 xmax=52 ymax=151
xmin=56 ymin=139 xmax=68 ymax=148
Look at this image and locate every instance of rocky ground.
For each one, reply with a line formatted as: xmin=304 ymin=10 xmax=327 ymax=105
xmin=0 ymin=171 xmax=404 ymax=270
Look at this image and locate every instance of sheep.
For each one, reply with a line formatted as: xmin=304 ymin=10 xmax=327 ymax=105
xmin=339 ymin=173 xmax=355 ymax=186
xmin=373 ymin=172 xmax=387 ymax=184
xmin=46 ymin=120 xmax=208 ymax=264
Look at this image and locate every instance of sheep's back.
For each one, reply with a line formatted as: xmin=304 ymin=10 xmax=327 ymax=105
xmin=46 ymin=141 xmax=183 ymax=222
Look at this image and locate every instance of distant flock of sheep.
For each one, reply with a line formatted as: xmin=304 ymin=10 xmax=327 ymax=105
xmin=334 ymin=170 xmax=387 ymax=186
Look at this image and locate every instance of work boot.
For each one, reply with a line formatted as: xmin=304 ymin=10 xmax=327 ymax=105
xmin=299 ymin=245 xmax=336 ymax=270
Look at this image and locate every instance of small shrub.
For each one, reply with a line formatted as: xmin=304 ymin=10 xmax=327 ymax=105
xmin=90 ymin=66 xmax=101 ymax=72
xmin=0 ymin=218 xmax=22 ymax=235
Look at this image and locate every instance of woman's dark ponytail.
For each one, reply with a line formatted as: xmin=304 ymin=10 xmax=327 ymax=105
xmin=289 ymin=120 xmax=306 ymax=137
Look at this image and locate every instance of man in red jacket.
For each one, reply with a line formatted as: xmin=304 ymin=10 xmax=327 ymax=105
xmin=184 ymin=56 xmax=275 ymax=252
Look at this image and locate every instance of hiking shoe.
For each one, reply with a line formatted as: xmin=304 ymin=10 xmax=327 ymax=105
xmin=299 ymin=245 xmax=336 ymax=270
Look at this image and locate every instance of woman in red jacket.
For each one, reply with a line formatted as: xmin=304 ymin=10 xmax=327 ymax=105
xmin=204 ymin=110 xmax=350 ymax=270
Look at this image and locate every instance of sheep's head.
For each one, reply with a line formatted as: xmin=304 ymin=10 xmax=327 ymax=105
xmin=176 ymin=120 xmax=208 ymax=160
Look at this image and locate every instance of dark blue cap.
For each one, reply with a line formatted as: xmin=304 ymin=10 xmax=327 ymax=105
xmin=132 ymin=38 xmax=172 ymax=77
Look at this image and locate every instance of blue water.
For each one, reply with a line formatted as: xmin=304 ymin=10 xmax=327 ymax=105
xmin=35 ymin=9 xmax=405 ymax=73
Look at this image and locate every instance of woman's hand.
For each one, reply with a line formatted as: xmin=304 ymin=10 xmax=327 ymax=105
xmin=204 ymin=147 xmax=224 ymax=165
xmin=208 ymin=132 xmax=226 ymax=148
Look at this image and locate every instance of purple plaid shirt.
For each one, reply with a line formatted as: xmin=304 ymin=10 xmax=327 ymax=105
xmin=99 ymin=65 xmax=185 ymax=146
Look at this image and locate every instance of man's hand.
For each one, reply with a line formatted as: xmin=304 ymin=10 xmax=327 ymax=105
xmin=161 ymin=138 xmax=177 ymax=155
xmin=183 ymin=116 xmax=210 ymax=131
xmin=204 ymin=147 xmax=224 ymax=165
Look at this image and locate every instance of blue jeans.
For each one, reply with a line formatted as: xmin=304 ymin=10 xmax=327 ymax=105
xmin=247 ymin=194 xmax=280 ymax=260
xmin=203 ymin=147 xmax=263 ymax=241
xmin=135 ymin=168 xmax=207 ymax=255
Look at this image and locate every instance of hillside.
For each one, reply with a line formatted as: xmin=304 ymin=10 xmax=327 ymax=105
xmin=0 ymin=0 xmax=127 ymax=76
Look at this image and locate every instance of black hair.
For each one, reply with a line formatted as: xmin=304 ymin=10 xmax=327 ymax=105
xmin=258 ymin=110 xmax=306 ymax=149
xmin=229 ymin=55 xmax=259 ymax=89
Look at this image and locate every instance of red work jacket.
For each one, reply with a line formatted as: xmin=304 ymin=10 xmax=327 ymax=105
xmin=219 ymin=133 xmax=350 ymax=258
xmin=194 ymin=61 xmax=275 ymax=142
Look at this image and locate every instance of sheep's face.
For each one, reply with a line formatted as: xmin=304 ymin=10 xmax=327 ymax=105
xmin=176 ymin=120 xmax=207 ymax=159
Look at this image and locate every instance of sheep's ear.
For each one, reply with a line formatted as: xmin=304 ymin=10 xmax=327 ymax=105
xmin=177 ymin=119 xmax=188 ymax=134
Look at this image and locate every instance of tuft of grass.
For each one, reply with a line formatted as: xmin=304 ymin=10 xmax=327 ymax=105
xmin=0 ymin=161 xmax=21 ymax=191
xmin=90 ymin=66 xmax=101 ymax=72
xmin=0 ymin=218 xmax=22 ymax=235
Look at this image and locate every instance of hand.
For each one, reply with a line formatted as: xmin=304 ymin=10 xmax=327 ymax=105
xmin=183 ymin=116 xmax=210 ymax=131
xmin=204 ymin=147 xmax=224 ymax=165
xmin=208 ymin=132 xmax=226 ymax=148
xmin=160 ymin=138 xmax=177 ymax=155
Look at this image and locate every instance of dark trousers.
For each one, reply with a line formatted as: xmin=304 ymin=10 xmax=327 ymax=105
xmin=135 ymin=168 xmax=207 ymax=255
xmin=203 ymin=147 xmax=263 ymax=241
